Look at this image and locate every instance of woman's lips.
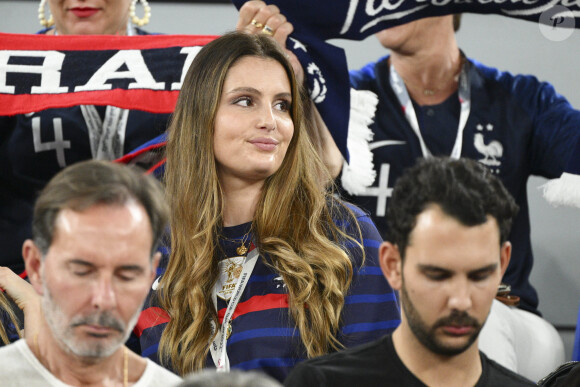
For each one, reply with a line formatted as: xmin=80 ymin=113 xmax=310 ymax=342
xmin=70 ymin=7 xmax=99 ymax=18
xmin=250 ymin=138 xmax=279 ymax=151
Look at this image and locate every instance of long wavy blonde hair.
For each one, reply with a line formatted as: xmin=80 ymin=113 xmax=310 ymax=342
xmin=159 ymin=32 xmax=363 ymax=375
xmin=0 ymin=293 xmax=21 ymax=345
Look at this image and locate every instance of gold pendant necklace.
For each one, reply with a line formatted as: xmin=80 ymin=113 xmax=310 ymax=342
xmin=236 ymin=229 xmax=251 ymax=256
xmin=236 ymin=243 xmax=248 ymax=256
xmin=221 ymin=228 xmax=252 ymax=257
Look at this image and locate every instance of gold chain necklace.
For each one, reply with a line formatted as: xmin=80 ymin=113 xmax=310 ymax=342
xmin=221 ymin=229 xmax=252 ymax=256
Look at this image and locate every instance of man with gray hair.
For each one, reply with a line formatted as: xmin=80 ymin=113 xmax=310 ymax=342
xmin=0 ymin=160 xmax=181 ymax=386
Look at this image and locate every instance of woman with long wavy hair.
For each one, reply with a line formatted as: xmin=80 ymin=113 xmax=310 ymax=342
xmin=137 ymin=31 xmax=400 ymax=382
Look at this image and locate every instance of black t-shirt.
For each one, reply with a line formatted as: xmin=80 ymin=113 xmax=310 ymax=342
xmin=284 ymin=334 xmax=535 ymax=387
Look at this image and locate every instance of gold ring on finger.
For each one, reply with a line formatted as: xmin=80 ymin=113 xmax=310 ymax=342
xmin=251 ymin=19 xmax=263 ymax=29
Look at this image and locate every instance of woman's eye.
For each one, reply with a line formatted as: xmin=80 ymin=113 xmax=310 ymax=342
xmin=275 ymin=100 xmax=291 ymax=112
xmin=234 ymin=97 xmax=252 ymax=107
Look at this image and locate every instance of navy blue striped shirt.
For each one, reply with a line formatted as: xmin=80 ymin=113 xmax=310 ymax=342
xmin=132 ymin=203 xmax=401 ymax=382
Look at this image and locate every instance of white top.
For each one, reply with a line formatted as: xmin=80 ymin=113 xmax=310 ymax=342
xmin=0 ymin=339 xmax=182 ymax=386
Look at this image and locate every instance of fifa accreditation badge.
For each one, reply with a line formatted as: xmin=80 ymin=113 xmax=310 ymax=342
xmin=217 ymin=256 xmax=244 ymax=301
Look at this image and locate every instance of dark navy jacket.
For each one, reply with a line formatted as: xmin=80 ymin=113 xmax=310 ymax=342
xmin=346 ymin=55 xmax=580 ymax=314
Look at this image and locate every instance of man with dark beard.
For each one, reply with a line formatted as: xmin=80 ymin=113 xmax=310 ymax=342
xmin=0 ymin=160 xmax=181 ymax=386
xmin=285 ymin=157 xmax=535 ymax=386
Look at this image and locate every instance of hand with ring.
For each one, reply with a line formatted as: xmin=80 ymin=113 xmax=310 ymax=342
xmin=250 ymin=19 xmax=263 ymax=29
xmin=237 ymin=0 xmax=293 ymax=48
xmin=236 ymin=1 xmax=303 ymax=84
xmin=262 ymin=25 xmax=274 ymax=36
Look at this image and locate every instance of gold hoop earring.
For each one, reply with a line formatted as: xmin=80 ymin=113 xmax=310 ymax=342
xmin=130 ymin=0 xmax=151 ymax=28
xmin=38 ymin=0 xmax=54 ymax=28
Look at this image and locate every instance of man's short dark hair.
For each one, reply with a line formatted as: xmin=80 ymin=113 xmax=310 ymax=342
xmin=32 ymin=160 xmax=169 ymax=256
xmin=387 ymin=157 xmax=519 ymax=257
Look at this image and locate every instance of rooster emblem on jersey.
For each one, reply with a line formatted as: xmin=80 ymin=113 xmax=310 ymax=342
xmin=474 ymin=123 xmax=503 ymax=167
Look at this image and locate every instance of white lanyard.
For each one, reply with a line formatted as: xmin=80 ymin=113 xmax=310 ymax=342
xmin=76 ymin=22 xmax=134 ymax=161
xmin=389 ymin=59 xmax=471 ymax=159
xmin=81 ymin=105 xmax=129 ymax=160
xmin=210 ymin=247 xmax=259 ymax=372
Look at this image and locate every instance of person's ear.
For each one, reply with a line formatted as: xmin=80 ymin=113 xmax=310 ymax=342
xmin=22 ymin=240 xmax=44 ymax=295
xmin=379 ymin=241 xmax=403 ymax=291
xmin=499 ymin=241 xmax=511 ymax=277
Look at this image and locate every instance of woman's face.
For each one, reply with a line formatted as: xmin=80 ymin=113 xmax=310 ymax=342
xmin=48 ymin=0 xmax=132 ymax=35
xmin=213 ymin=56 xmax=294 ymax=187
